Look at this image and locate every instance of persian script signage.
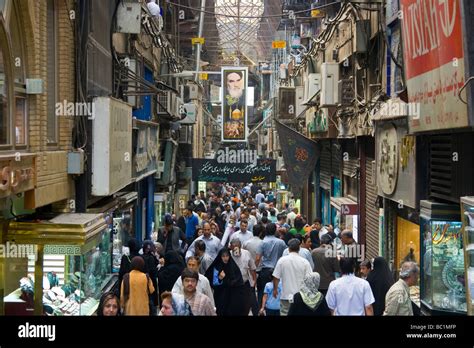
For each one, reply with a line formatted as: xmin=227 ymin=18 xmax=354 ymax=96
xmin=192 ymin=159 xmax=276 ymax=183
xmin=400 ymin=0 xmax=468 ymax=132
xmin=0 ymin=156 xmax=36 ymax=199
xmin=133 ymin=121 xmax=160 ymax=180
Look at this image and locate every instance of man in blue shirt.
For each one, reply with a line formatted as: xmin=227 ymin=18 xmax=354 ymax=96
xmin=184 ymin=206 xmax=199 ymax=245
xmin=255 ymin=223 xmax=286 ymax=307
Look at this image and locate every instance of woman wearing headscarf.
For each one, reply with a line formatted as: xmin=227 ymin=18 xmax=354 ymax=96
xmin=159 ymin=291 xmax=193 ymax=316
xmin=288 ymin=272 xmax=331 ymax=316
xmin=157 ymin=251 xmax=186 ymax=299
xmin=118 ymin=238 xmax=140 ymax=297
xmin=97 ymin=292 xmax=121 ymax=316
xmin=366 ymin=257 xmax=394 ymax=316
xmin=120 ymin=256 xmax=155 ymax=315
xmin=205 ymin=248 xmax=246 ymax=316
xmin=142 ymin=240 xmax=160 ymax=311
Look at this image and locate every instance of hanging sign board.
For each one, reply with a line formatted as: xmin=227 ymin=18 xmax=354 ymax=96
xmin=272 ymin=41 xmax=286 ymax=49
xmin=400 ymin=0 xmax=468 ymax=132
xmin=221 ymin=67 xmax=248 ymax=142
xmin=192 ymin=158 xmax=276 ymax=183
xmin=192 ymin=37 xmax=205 ymax=45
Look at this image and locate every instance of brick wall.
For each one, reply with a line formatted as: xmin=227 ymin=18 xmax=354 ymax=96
xmin=18 ymin=0 xmax=74 ymax=209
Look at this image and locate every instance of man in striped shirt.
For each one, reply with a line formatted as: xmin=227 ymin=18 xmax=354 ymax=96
xmin=181 ymin=268 xmax=216 ymax=316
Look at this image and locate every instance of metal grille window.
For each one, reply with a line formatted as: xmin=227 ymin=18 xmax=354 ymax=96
xmin=429 ymin=135 xmax=452 ymax=202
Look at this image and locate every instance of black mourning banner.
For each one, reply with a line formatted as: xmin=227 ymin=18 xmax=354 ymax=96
xmin=275 ymin=120 xmax=320 ymax=197
xmin=192 ymin=158 xmax=276 ymax=183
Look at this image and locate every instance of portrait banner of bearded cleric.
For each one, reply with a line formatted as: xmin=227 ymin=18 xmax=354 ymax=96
xmin=221 ymin=67 xmax=248 ymax=142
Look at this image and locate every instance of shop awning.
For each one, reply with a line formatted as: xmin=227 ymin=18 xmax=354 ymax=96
xmin=330 ymin=196 xmax=358 ymax=215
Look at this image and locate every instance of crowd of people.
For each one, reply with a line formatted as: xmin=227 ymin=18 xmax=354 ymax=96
xmin=97 ymin=183 xmax=420 ymax=316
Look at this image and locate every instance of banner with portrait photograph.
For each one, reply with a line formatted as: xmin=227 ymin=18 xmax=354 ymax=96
xmin=221 ymin=67 xmax=248 ymax=142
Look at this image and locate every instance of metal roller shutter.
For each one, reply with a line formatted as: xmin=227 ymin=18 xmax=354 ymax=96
xmin=320 ymin=142 xmax=331 ymax=190
xmin=365 ymin=158 xmax=379 ymax=259
xmin=343 ymin=158 xmax=358 ymax=177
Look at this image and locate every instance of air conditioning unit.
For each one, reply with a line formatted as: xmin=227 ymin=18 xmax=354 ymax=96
xmin=303 ymin=73 xmax=321 ymax=104
xmin=125 ymin=58 xmax=142 ymax=108
xmin=295 ymin=86 xmax=305 ymax=117
xmin=273 ymin=130 xmax=281 ymax=151
xmin=116 ymin=2 xmax=141 ymax=34
xmin=276 ymin=156 xmax=285 ymax=171
xmin=180 ymin=102 xmax=197 ymax=124
xmin=174 ymin=96 xmax=184 ymax=119
xmin=278 ymin=87 xmax=296 ymax=120
xmin=181 ymin=83 xmax=199 ymax=103
xmin=157 ymin=91 xmax=173 ymax=116
xmin=320 ymin=63 xmax=339 ymax=107
xmin=178 ymin=126 xmax=192 ymax=144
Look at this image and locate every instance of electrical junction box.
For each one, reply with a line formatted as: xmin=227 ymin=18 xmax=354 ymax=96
xmin=117 ymin=2 xmax=141 ymax=34
xmin=320 ymin=62 xmax=340 ymax=107
xmin=67 ymin=150 xmax=85 ymax=174
xmin=26 ymin=79 xmax=44 ymax=94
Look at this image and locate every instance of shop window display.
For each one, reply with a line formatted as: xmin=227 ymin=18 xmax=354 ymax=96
xmin=4 ymin=214 xmax=113 ymax=316
xmin=461 ymin=197 xmax=474 ymax=315
xmin=112 ymin=214 xmax=133 ymax=273
xmin=420 ymin=217 xmax=465 ymax=313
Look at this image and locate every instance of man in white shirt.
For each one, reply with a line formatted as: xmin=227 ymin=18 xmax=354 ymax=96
xmin=272 ymin=238 xmax=312 ymax=316
xmin=230 ymin=239 xmax=257 ymax=316
xmin=230 ymin=220 xmax=253 ymax=245
xmin=172 ymin=256 xmax=215 ymax=309
xmin=326 ymin=257 xmax=375 ymax=316
xmin=282 ymin=244 xmax=314 ymax=269
xmin=255 ymin=190 xmax=265 ymax=204
xmin=286 ymin=208 xmax=298 ymax=228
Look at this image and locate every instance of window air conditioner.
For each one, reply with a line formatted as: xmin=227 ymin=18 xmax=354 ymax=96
xmin=295 ymin=86 xmax=305 ymax=117
xmin=181 ymin=83 xmax=199 ymax=103
xmin=179 ymin=102 xmax=197 ymax=124
xmin=303 ymin=73 xmax=321 ymax=105
xmin=157 ymin=91 xmax=172 ymax=116
xmin=320 ymin=63 xmax=340 ymax=107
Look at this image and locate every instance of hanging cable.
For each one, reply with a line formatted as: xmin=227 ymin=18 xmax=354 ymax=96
xmin=167 ymin=1 xmax=342 ymax=19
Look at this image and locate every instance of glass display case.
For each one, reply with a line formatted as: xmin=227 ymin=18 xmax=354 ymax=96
xmin=420 ymin=200 xmax=466 ymax=314
xmin=4 ymin=213 xmax=113 ymax=315
xmin=461 ymin=197 xmax=474 ymax=315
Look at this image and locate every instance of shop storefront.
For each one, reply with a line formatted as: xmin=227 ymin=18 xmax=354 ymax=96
xmin=420 ymin=201 xmax=465 ymax=315
xmin=0 ymin=153 xmax=37 ymax=315
xmin=461 ymin=196 xmax=474 ymax=315
xmin=133 ymin=120 xmax=160 ymax=240
xmin=4 ymin=214 xmax=112 ymax=316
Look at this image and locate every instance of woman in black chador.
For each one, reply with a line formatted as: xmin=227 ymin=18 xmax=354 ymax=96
xmin=205 ymin=248 xmax=246 ymax=316
xmin=366 ymin=257 xmax=394 ymax=316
